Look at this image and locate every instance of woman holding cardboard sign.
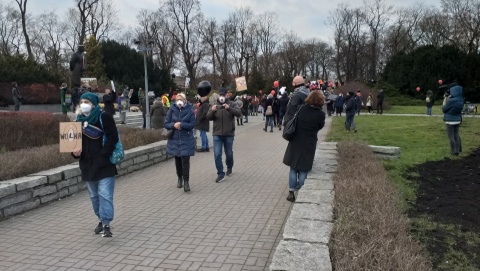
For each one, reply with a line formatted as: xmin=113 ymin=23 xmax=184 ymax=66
xmin=72 ymin=92 xmax=118 ymax=238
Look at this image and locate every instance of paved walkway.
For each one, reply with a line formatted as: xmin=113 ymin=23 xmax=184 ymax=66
xmin=0 ymin=114 xmax=332 ymax=271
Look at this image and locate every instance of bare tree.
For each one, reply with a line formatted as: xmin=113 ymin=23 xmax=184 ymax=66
xmin=14 ymin=0 xmax=32 ymax=59
xmin=75 ymin=0 xmax=99 ymax=45
xmin=34 ymin=12 xmax=67 ymax=71
xmin=255 ymin=12 xmax=279 ymax=78
xmin=88 ymin=0 xmax=119 ymax=41
xmin=230 ymin=7 xmax=256 ymax=82
xmin=163 ymin=0 xmax=205 ymax=87
xmin=362 ymin=0 xmax=392 ymax=80
xmin=0 ymin=2 xmax=22 ymax=55
xmin=441 ymin=0 xmax=480 ymax=54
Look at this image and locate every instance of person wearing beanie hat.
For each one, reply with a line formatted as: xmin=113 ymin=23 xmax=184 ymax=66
xmin=195 ymin=82 xmax=211 ymax=152
xmin=206 ymin=86 xmax=242 ymax=183
xmin=165 ymin=92 xmax=195 ymax=192
xmin=283 ymin=75 xmax=310 ymax=126
xmin=345 ymin=91 xmax=358 ymax=132
xmin=73 ymin=92 xmax=119 ymax=237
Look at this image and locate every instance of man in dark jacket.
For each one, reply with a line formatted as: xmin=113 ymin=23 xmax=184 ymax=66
xmin=377 ymin=89 xmax=384 ymax=114
xmin=196 ymin=95 xmax=210 ymax=152
xmin=206 ymin=87 xmax=242 ymax=183
xmin=442 ymin=84 xmax=463 ymax=155
xmin=278 ymin=90 xmax=289 ymax=129
xmin=283 ymin=75 xmax=309 ymax=126
xmin=11 ymin=81 xmax=22 ymax=111
xmin=345 ymin=91 xmax=357 ymax=132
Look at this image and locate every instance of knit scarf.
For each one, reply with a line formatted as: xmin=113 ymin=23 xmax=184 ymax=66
xmin=76 ymin=105 xmax=102 ymax=125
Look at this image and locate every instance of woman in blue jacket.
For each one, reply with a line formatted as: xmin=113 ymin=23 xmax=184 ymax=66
xmin=165 ymin=93 xmax=196 ymax=192
xmin=442 ymin=84 xmax=463 ymax=156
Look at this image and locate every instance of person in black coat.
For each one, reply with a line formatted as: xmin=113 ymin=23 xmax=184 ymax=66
xmin=102 ymin=88 xmax=116 ymax=116
xmin=196 ymin=95 xmax=210 ymax=152
xmin=345 ymin=92 xmax=357 ymax=132
xmin=278 ymin=90 xmax=289 ymax=128
xmin=377 ymin=89 xmax=384 ymax=114
xmin=283 ymin=90 xmax=326 ymax=202
xmin=72 ymin=92 xmax=119 ymax=237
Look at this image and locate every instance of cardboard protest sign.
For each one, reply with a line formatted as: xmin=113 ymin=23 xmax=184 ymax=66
xmin=59 ymin=122 xmax=82 ymax=153
xmin=235 ymin=76 xmax=248 ymax=92
xmin=81 ymin=78 xmax=98 ymax=89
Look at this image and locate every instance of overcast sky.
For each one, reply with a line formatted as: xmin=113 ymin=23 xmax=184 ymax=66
xmin=28 ymin=0 xmax=441 ymax=42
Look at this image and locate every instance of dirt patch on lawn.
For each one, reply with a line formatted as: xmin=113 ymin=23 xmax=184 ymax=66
xmin=408 ymin=147 xmax=480 ymax=269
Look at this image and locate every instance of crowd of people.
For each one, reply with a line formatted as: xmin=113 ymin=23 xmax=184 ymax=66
xmin=38 ymin=75 xmax=465 ymax=238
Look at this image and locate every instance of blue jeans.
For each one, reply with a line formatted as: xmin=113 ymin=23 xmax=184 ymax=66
xmin=426 ymin=106 xmax=432 ymax=115
xmin=244 ymin=112 xmax=248 ymax=122
xmin=279 ymin=110 xmax=286 ymax=126
xmin=213 ymin=135 xmax=234 ymax=176
xmin=345 ymin=114 xmax=356 ymax=130
xmin=199 ymin=130 xmax=209 ymax=149
xmin=264 ymin=115 xmax=274 ymax=130
xmin=289 ymin=168 xmax=308 ymax=191
xmin=86 ymin=177 xmax=115 ymax=225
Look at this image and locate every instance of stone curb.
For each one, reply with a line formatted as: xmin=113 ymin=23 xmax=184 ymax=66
xmin=270 ymin=142 xmax=337 ymax=271
xmin=0 ymin=141 xmax=170 ymax=220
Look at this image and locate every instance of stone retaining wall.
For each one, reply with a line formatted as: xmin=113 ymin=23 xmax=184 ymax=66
xmin=0 ymin=141 xmax=169 ymax=220
xmin=270 ymin=142 xmax=337 ymax=271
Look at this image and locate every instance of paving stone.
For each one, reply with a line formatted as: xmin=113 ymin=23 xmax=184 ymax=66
xmin=7 ymin=176 xmax=47 ymax=191
xmin=283 ymin=218 xmax=333 ymax=244
xmin=289 ymin=203 xmax=333 ymax=222
xmin=295 ymin=190 xmax=334 ymax=205
xmin=269 ymin=240 xmax=331 ymax=271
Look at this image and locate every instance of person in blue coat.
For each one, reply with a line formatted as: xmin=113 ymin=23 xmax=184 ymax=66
xmin=335 ymin=93 xmax=345 ymax=116
xmin=164 ymin=93 xmax=196 ymax=192
xmin=442 ymin=84 xmax=463 ymax=156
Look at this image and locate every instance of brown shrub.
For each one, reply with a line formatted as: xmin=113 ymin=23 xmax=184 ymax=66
xmin=330 ymin=142 xmax=431 ymax=271
xmin=0 ymin=145 xmax=76 ymax=181
xmin=0 ymin=125 xmax=167 ymax=181
xmin=0 ymin=112 xmax=70 ymax=152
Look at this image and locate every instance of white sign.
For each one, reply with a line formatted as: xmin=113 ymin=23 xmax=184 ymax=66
xmin=185 ymin=77 xmax=191 ymax=88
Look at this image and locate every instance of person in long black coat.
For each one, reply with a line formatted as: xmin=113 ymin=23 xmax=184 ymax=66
xmin=283 ymin=90 xmax=326 ymax=202
xmin=102 ymin=88 xmax=116 ymax=116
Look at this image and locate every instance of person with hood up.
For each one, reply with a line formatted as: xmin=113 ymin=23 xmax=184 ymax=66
xmin=206 ymin=87 xmax=242 ymax=183
xmin=150 ymin=97 xmax=166 ymax=129
xmin=345 ymin=91 xmax=358 ymax=132
xmin=442 ymin=84 xmax=463 ymax=156
xmin=335 ymin=93 xmax=345 ymax=116
xmin=283 ymin=76 xmax=310 ymax=125
xmin=165 ymin=93 xmax=196 ymax=192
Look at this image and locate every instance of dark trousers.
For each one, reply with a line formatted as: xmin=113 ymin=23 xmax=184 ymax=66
xmin=377 ymin=103 xmax=383 ymax=114
xmin=175 ymin=156 xmax=190 ymax=181
xmin=446 ymin=124 xmax=462 ymax=155
xmin=14 ymin=104 xmax=20 ymax=111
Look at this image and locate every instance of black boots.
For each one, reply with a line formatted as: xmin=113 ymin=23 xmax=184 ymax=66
xmin=177 ymin=177 xmax=183 ymax=188
xmin=184 ymin=180 xmax=190 ymax=192
xmin=286 ymin=191 xmax=295 ymax=202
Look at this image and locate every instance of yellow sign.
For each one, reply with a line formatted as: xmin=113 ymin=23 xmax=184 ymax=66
xmin=59 ymin=122 xmax=82 ymax=153
xmin=235 ymin=76 xmax=247 ymax=92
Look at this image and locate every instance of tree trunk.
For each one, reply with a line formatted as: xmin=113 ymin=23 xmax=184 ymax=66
xmin=15 ymin=0 xmax=33 ymax=60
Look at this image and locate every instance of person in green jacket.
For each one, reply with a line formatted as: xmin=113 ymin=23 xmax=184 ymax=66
xmin=60 ymin=83 xmax=71 ymax=115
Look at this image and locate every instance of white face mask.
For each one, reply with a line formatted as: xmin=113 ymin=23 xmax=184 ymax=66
xmin=218 ymin=96 xmax=226 ymax=104
xmin=176 ymin=100 xmax=184 ymax=107
xmin=80 ymin=103 xmax=92 ymax=114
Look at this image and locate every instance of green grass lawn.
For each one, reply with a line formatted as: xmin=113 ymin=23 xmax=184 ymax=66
xmin=326 ymin=115 xmax=480 ymax=270
xmin=384 ymin=105 xmax=443 ymax=114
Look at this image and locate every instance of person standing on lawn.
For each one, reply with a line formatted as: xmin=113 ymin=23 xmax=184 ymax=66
xmin=206 ymin=87 xmax=242 ymax=183
xmin=442 ymin=84 xmax=463 ymax=156
xmin=366 ymin=93 xmax=373 ymax=114
xmin=165 ymin=93 xmax=196 ymax=191
xmin=72 ymin=92 xmax=118 ymax=237
xmin=345 ymin=91 xmax=358 ymax=132
xmin=376 ymin=89 xmax=384 ymax=114
xmin=12 ymin=81 xmax=22 ymax=111
xmin=426 ymin=90 xmax=434 ymax=116
xmin=283 ymin=90 xmax=325 ymax=202
xmin=335 ymin=93 xmax=345 ymax=116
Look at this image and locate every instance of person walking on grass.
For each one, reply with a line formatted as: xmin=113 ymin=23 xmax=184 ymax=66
xmin=72 ymin=92 xmax=118 ymax=237
xmin=345 ymin=91 xmax=358 ymax=133
xmin=442 ymin=84 xmax=463 ymax=156
xmin=165 ymin=93 xmax=195 ymax=192
xmin=335 ymin=93 xmax=345 ymax=116
xmin=206 ymin=87 xmax=242 ymax=183
xmin=283 ymin=90 xmax=326 ymax=202
xmin=366 ymin=93 xmax=373 ymax=114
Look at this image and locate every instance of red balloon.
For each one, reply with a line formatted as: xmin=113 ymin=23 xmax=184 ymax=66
xmin=438 ymin=80 xmax=443 ymax=85
xmin=259 ymin=90 xmax=262 ymax=94
xmin=328 ymin=82 xmax=333 ymax=87
xmin=416 ymin=87 xmax=421 ymax=92
xmin=273 ymin=81 xmax=279 ymax=88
